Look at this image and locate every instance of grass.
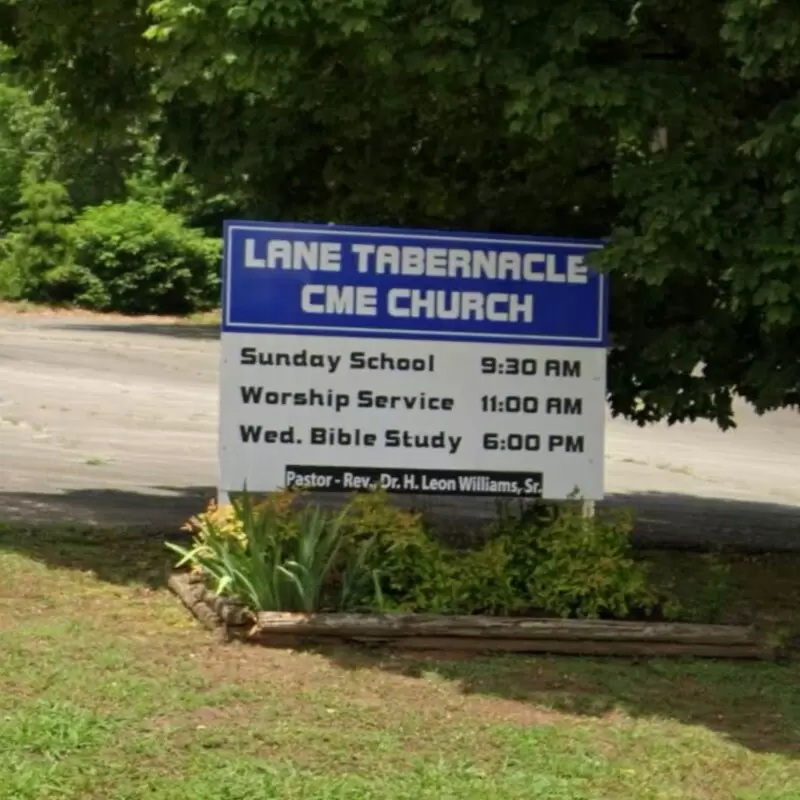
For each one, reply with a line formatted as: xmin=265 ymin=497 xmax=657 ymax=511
xmin=0 ymin=524 xmax=799 ymax=799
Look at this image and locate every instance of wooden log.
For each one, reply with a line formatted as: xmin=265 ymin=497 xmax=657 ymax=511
xmin=192 ymin=601 xmax=222 ymax=631
xmin=201 ymin=587 xmax=218 ymax=606
xmin=167 ymin=574 xmax=220 ymax=631
xmin=252 ymin=611 xmax=759 ymax=646
xmin=167 ymin=574 xmax=776 ymax=660
xmin=168 ymin=573 xmax=203 ymax=606
xmin=209 ymin=594 xmax=253 ymax=627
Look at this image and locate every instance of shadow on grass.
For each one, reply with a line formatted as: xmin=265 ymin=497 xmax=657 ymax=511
xmin=0 ymin=486 xmax=213 ymax=589
xmin=318 ymin=644 xmax=800 ymax=759
xmin=0 ymin=524 xmax=190 ymax=589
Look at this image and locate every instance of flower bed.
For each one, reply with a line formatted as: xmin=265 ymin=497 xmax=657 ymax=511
xmin=165 ymin=489 xmax=785 ymax=659
xmin=167 ymin=489 xmax=662 ymax=619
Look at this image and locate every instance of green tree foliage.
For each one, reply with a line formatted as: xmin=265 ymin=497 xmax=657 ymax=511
xmin=0 ymin=42 xmax=136 ymax=221
xmin=0 ymin=185 xmax=221 ymax=314
xmin=0 ymin=80 xmax=34 ymax=231
xmin=0 ymin=38 xmax=223 ymax=313
xmin=0 ymin=46 xmax=53 ymax=232
xmin=0 ymin=174 xmax=74 ymax=300
xmin=1 ymin=0 xmax=799 ymax=424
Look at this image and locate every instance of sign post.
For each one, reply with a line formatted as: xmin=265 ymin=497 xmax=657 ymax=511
xmin=218 ymin=221 xmax=607 ymax=503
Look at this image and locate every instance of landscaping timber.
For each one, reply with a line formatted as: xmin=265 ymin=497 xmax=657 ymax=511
xmin=253 ymin=611 xmax=756 ymax=644
xmin=168 ymin=573 xmax=781 ymax=660
xmin=167 ymin=572 xmax=252 ymax=630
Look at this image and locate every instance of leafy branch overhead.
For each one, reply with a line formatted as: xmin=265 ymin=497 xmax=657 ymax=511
xmin=1 ymin=0 xmax=799 ymax=425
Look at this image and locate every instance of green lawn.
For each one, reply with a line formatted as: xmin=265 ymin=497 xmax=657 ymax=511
xmin=1 ymin=525 xmax=799 ymax=799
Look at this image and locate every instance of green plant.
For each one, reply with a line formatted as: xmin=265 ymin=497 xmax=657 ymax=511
xmin=521 ymin=504 xmax=657 ymax=619
xmin=447 ymin=538 xmax=522 ymax=615
xmin=337 ymin=491 xmax=444 ymax=609
xmin=0 ymin=175 xmax=74 ymax=301
xmin=335 ymin=534 xmax=384 ymax=612
xmin=0 ymin=79 xmax=48 ymax=236
xmin=66 ymin=199 xmax=221 ymax=314
xmin=172 ymin=490 xmax=658 ymax=620
xmin=169 ymin=495 xmax=283 ymax=611
xmin=169 ymin=490 xmax=381 ymax=612
xmin=683 ymin=554 xmax=734 ymax=624
xmin=336 ymin=494 xmax=657 ymax=619
xmin=486 ymin=499 xmax=553 ymax=584
xmin=258 ymin=503 xmax=345 ymax=614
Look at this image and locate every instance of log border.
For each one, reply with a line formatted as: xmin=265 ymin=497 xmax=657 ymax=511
xmin=167 ymin=572 xmax=254 ymax=631
xmin=167 ymin=573 xmax=783 ymax=660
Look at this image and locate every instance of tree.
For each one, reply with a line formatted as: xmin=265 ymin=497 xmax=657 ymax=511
xmin=1 ymin=0 xmax=798 ymax=426
xmin=0 ymin=173 xmax=74 ymax=301
xmin=0 ymin=40 xmax=142 ymax=221
xmin=0 ymin=44 xmax=53 ymax=232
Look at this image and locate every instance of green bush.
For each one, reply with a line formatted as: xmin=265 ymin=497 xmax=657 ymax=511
xmin=171 ymin=490 xmax=658 ymax=620
xmin=66 ymin=200 xmax=221 ymax=314
xmin=503 ymin=504 xmax=657 ymax=619
xmin=445 ymin=538 xmax=521 ymax=615
xmin=0 ymin=191 xmax=221 ymax=314
xmin=335 ymin=492 xmax=449 ymax=610
xmin=0 ymin=177 xmax=74 ymax=301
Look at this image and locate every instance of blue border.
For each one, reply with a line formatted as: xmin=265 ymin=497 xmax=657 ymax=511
xmin=221 ymin=221 xmax=608 ymax=347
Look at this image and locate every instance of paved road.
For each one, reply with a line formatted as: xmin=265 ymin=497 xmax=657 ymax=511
xmin=1 ymin=313 xmax=798 ymax=550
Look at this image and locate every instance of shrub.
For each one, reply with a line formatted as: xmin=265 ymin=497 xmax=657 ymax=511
xmin=66 ymin=200 xmax=221 ymax=314
xmin=171 ymin=490 xmax=657 ymax=620
xmin=0 ymin=191 xmax=221 ymax=314
xmin=0 ymin=177 xmax=74 ymax=302
xmin=446 ymin=538 xmax=522 ymax=615
xmin=334 ymin=491 xmax=514 ymax=614
xmin=508 ymin=504 xmax=657 ymax=618
xmin=336 ymin=491 xmax=446 ymax=609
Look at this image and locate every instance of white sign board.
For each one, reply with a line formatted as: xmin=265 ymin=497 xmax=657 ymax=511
xmin=219 ymin=222 xmax=608 ymax=500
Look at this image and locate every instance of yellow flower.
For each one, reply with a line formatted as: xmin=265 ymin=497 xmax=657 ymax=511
xmin=183 ymin=499 xmax=247 ymax=548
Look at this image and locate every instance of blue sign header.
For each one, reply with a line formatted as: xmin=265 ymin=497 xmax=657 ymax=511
xmin=222 ymin=221 xmax=607 ymax=347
